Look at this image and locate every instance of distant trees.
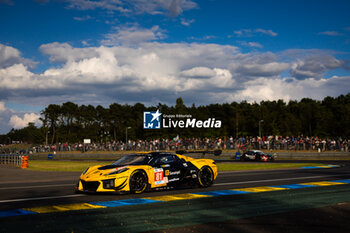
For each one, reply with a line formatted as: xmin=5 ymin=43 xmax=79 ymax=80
xmin=5 ymin=123 xmax=44 ymax=144
xmin=1 ymin=93 xmax=349 ymax=144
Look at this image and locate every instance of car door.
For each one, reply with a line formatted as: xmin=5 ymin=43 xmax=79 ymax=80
xmin=246 ymin=151 xmax=255 ymax=160
xmin=153 ymin=154 xmax=183 ymax=185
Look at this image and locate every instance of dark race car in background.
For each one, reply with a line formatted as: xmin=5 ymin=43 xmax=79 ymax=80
xmin=240 ymin=150 xmax=275 ymax=162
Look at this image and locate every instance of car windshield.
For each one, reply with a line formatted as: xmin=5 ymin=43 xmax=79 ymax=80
xmin=112 ymin=154 xmax=151 ymax=166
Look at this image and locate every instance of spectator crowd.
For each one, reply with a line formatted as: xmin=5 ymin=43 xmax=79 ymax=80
xmin=1 ymin=135 xmax=348 ymax=154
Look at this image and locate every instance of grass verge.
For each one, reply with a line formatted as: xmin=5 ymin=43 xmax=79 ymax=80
xmin=26 ymin=160 xmax=326 ymax=172
xmin=27 ymin=160 xmax=110 ymax=172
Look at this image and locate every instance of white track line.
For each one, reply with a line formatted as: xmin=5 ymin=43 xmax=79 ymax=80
xmin=0 ymin=184 xmax=75 ymax=190
xmin=0 ymin=194 xmax=86 ymax=204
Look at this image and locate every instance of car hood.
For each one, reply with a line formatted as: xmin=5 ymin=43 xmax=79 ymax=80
xmin=80 ymin=165 xmax=130 ymax=181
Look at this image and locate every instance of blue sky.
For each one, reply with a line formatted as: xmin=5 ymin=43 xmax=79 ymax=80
xmin=0 ymin=0 xmax=350 ymax=133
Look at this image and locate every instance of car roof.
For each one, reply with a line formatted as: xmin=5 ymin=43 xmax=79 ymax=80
xmin=147 ymin=152 xmax=176 ymax=157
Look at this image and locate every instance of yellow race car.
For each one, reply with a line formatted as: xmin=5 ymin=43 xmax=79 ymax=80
xmin=76 ymin=152 xmax=217 ymax=194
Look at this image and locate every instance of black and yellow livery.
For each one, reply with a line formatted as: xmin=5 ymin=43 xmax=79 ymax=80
xmin=76 ymin=152 xmax=217 ymax=194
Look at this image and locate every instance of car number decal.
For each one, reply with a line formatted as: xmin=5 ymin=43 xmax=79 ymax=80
xmin=154 ymin=168 xmax=164 ymax=182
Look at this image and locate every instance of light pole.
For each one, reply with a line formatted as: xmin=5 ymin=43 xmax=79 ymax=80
xmin=125 ymin=127 xmax=131 ymax=145
xmin=45 ymin=124 xmax=49 ymax=146
xmin=259 ymin=120 xmax=264 ymax=149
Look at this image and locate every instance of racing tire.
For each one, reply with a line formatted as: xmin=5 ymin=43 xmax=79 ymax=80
xmin=198 ymin=166 xmax=214 ymax=188
xmin=129 ymin=170 xmax=149 ymax=194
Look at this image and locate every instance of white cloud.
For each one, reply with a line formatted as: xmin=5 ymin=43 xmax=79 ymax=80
xmin=0 ymin=64 xmax=35 ymax=89
xmin=188 ymin=35 xmax=216 ymax=41
xmin=233 ymin=28 xmax=278 ymax=37
xmin=179 ymin=68 xmax=235 ymax=91
xmin=217 ymin=76 xmax=350 ymax=103
xmin=247 ymin=42 xmax=263 ymax=48
xmin=238 ymin=41 xmax=263 ymax=48
xmin=0 ymin=101 xmax=6 ymax=112
xmin=0 ymin=40 xmax=349 ymax=123
xmin=81 ymin=40 xmax=90 ymax=46
xmin=290 ymin=55 xmax=344 ymax=79
xmin=40 ymin=42 xmax=99 ymax=63
xmin=1 ymin=41 xmax=241 ymax=106
xmin=65 ymin=0 xmax=197 ymax=17
xmin=0 ymin=44 xmax=37 ymax=68
xmin=255 ymin=28 xmax=277 ymax=37
xmin=181 ymin=18 xmax=195 ymax=26
xmin=318 ymin=31 xmax=343 ymax=36
xmin=66 ymin=0 xmax=129 ymax=12
xmin=233 ymin=29 xmax=253 ymax=37
xmin=181 ymin=67 xmax=216 ymax=78
xmin=101 ymin=25 xmax=166 ymax=46
xmin=0 ymin=101 xmax=40 ymax=133
xmin=9 ymin=113 xmax=41 ymax=129
xmin=73 ymin=15 xmax=93 ymax=21
xmin=236 ymin=62 xmax=290 ymax=77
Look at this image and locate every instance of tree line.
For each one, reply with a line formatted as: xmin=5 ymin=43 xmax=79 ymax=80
xmin=1 ymin=93 xmax=349 ymax=144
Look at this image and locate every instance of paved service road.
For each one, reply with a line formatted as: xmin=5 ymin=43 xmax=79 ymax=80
xmin=1 ymin=162 xmax=350 ymax=232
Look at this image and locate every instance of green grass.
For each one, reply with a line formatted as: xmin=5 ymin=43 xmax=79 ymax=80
xmin=27 ymin=160 xmax=110 ymax=172
xmin=26 ymin=160 xmax=326 ymax=172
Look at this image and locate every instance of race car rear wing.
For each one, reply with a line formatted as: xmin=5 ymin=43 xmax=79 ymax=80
xmin=176 ymin=150 xmax=222 ymax=157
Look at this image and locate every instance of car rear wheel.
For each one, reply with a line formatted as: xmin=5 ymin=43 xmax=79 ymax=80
xmin=198 ymin=166 xmax=214 ymax=188
xmin=129 ymin=170 xmax=148 ymax=194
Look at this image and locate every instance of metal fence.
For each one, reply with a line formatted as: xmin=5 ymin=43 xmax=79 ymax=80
xmin=0 ymin=154 xmax=26 ymax=167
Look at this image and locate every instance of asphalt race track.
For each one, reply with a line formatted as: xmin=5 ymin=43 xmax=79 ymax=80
xmin=1 ymin=161 xmax=350 ymax=232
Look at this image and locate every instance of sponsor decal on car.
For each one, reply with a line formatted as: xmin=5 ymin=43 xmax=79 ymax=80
xmin=168 ymin=178 xmax=180 ymax=182
xmin=154 ymin=168 xmax=175 ymax=185
xmin=155 ymin=177 xmax=168 ymax=185
xmin=154 ymin=168 xmax=164 ymax=182
xmin=169 ymin=171 xmax=181 ymax=175
xmin=110 ymin=166 xmax=128 ymax=173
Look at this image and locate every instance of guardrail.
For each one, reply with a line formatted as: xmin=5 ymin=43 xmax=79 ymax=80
xmin=0 ymin=154 xmax=29 ymax=168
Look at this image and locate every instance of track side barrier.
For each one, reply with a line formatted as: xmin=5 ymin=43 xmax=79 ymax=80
xmin=0 ymin=154 xmax=29 ymax=168
xmin=21 ymin=156 xmax=29 ymax=169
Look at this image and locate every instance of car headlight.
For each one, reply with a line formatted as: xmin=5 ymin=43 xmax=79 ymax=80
xmin=104 ymin=167 xmax=129 ymax=176
xmin=81 ymin=167 xmax=89 ymax=175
